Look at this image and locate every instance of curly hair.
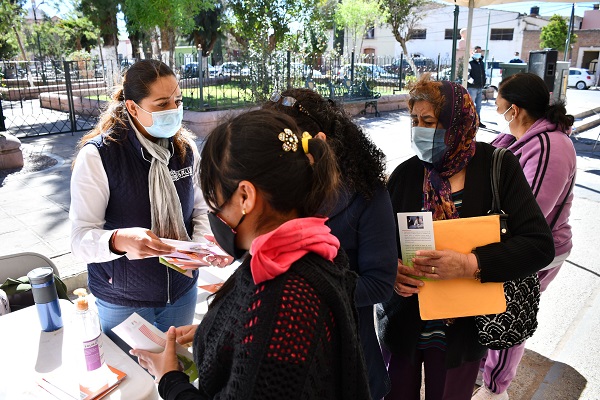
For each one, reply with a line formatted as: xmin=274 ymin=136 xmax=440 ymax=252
xmin=408 ymin=73 xmax=445 ymax=119
xmin=263 ymin=88 xmax=387 ymax=199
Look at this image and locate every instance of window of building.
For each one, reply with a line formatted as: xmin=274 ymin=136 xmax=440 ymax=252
xmin=444 ymin=29 xmax=454 ymax=40
xmin=490 ymin=28 xmax=514 ymax=41
xmin=364 ymin=27 xmax=375 ymax=39
xmin=409 ymin=29 xmax=427 ymax=40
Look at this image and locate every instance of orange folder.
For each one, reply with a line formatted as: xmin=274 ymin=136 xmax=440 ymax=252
xmin=418 ymin=215 xmax=507 ymax=320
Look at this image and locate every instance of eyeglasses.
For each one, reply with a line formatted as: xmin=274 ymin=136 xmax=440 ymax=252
xmin=270 ymin=92 xmax=324 ymax=132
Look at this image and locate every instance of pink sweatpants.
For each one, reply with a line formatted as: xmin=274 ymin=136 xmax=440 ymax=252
xmin=481 ymin=265 xmax=563 ymax=394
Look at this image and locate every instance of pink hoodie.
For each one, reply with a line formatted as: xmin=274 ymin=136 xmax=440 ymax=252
xmin=492 ymin=118 xmax=576 ymax=257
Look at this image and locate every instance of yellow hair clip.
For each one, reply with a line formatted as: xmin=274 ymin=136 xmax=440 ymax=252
xmin=301 ymin=132 xmax=312 ymax=154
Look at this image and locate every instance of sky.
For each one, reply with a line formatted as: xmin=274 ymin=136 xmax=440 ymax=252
xmin=480 ymin=1 xmax=598 ymax=17
xmin=26 ymin=0 xmax=599 ymax=25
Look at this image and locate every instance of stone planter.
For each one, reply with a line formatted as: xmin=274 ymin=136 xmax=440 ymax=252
xmin=0 ymin=133 xmax=24 ymax=170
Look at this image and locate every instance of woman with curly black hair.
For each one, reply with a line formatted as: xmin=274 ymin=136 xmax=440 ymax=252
xmin=264 ymin=88 xmax=397 ymax=399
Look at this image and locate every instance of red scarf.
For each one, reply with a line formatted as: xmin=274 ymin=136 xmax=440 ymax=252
xmin=249 ymin=217 xmax=340 ymax=284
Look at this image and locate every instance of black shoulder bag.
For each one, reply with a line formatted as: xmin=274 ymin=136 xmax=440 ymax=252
xmin=474 ymin=148 xmax=541 ymax=350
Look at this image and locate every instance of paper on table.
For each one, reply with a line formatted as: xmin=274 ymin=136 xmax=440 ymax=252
xmin=111 ymin=313 xmax=198 ymax=382
xmin=417 ymin=215 xmax=507 ymax=320
xmin=38 ymin=364 xmax=126 ymax=400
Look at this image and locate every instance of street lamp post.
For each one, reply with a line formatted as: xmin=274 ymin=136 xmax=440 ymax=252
xmin=31 ymin=0 xmax=47 ymax=84
xmin=31 ymin=0 xmax=43 ymax=61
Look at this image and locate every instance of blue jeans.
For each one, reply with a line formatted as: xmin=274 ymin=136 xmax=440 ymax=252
xmin=95 ymin=285 xmax=198 ymax=353
xmin=467 ymin=87 xmax=483 ymax=119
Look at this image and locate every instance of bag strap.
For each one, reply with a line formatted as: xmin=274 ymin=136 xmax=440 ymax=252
xmin=490 ymin=148 xmax=509 ymax=214
xmin=548 ymin=175 xmax=575 ymax=230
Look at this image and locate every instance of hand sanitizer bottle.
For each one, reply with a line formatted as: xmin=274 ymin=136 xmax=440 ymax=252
xmin=74 ymin=288 xmax=106 ymax=389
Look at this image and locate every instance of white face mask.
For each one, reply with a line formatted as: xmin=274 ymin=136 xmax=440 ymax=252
xmin=411 ymin=126 xmax=447 ymax=164
xmin=496 ymin=105 xmax=514 ymax=134
xmin=134 ymin=103 xmax=183 ymax=139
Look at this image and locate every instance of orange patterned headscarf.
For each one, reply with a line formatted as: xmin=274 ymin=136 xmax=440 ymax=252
xmin=422 ymin=81 xmax=478 ymax=220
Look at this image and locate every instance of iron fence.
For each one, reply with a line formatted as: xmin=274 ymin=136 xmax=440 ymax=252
xmin=1 ymin=53 xmax=453 ymax=137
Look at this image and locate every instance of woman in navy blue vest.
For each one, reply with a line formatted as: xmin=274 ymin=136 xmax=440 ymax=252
xmin=70 ymin=60 xmax=213 ymax=352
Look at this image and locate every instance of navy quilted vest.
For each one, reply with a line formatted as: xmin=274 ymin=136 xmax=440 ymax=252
xmin=85 ymin=124 xmax=198 ymax=307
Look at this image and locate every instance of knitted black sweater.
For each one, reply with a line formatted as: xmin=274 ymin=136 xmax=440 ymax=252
xmin=159 ymin=252 xmax=371 ymax=400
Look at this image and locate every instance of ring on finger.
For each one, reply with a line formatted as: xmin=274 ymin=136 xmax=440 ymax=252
xmin=431 ymin=266 xmax=435 ymax=274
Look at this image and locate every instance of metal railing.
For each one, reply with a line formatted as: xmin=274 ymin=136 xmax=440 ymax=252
xmin=1 ymin=53 xmax=454 ymax=137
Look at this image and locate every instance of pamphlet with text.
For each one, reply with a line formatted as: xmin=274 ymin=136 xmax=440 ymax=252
xmin=111 ymin=312 xmax=198 ymax=382
xmin=159 ymin=238 xmax=232 ymax=277
xmin=397 ymin=212 xmax=436 ymax=279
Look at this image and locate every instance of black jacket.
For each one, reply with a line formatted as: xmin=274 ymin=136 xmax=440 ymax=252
xmin=378 ymin=142 xmax=554 ymax=368
xmin=468 ymin=58 xmax=486 ymax=88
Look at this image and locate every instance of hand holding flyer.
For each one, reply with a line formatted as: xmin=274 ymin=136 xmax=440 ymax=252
xmin=397 ymin=212 xmax=435 ymax=278
xmin=159 ymin=238 xmax=233 ymax=277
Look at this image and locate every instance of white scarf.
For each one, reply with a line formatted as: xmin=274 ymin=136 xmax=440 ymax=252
xmin=128 ymin=115 xmax=191 ymax=241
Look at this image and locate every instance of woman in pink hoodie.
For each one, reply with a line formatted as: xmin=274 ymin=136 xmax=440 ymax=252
xmin=474 ymin=73 xmax=576 ymax=400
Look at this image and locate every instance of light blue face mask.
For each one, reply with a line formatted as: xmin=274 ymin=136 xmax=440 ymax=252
xmin=134 ymin=103 xmax=183 ymax=139
xmin=472 ymin=53 xmax=482 ymax=60
xmin=411 ymin=126 xmax=447 ymax=164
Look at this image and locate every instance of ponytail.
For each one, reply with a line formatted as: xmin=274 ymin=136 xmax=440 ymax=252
xmin=303 ymin=137 xmax=340 ymax=216
xmin=499 ymin=73 xmax=574 ymax=134
xmin=74 ymin=86 xmax=128 ymax=160
xmin=545 ymin=101 xmax=575 ymax=134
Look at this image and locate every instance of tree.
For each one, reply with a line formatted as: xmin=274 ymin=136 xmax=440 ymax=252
xmin=224 ymin=0 xmax=321 ymax=53
xmin=187 ymin=2 xmax=223 ymax=57
xmin=540 ymin=14 xmax=577 ymax=52
xmin=380 ymin=0 xmax=434 ymax=77
xmin=60 ymin=14 xmax=99 ymax=52
xmin=334 ymin=0 xmax=384 ymax=56
xmin=123 ymin=0 xmax=213 ymax=66
xmin=79 ymin=0 xmax=120 ymax=49
xmin=0 ymin=0 xmax=27 ymax=61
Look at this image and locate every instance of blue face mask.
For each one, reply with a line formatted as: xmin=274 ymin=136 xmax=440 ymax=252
xmin=134 ymin=104 xmax=183 ymax=139
xmin=472 ymin=53 xmax=482 ymax=60
xmin=411 ymin=126 xmax=447 ymax=164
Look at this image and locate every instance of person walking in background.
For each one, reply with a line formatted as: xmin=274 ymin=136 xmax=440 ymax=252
xmin=131 ymin=109 xmax=371 ymax=399
xmin=509 ymin=52 xmax=524 ymax=63
xmin=468 ymin=45 xmax=487 ymax=128
xmin=70 ymin=59 xmax=219 ymax=352
xmin=473 ymin=73 xmax=576 ymax=400
xmin=377 ymin=75 xmax=554 ymax=400
xmin=264 ymin=88 xmax=398 ymax=399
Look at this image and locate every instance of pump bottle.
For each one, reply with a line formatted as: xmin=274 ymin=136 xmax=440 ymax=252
xmin=74 ymin=288 xmax=106 ymax=388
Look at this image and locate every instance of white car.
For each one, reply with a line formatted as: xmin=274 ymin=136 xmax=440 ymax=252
xmin=217 ymin=62 xmax=250 ymax=77
xmin=568 ymin=68 xmax=597 ymax=90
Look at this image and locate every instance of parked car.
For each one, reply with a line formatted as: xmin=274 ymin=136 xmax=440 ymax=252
xmin=180 ymin=62 xmax=218 ymax=78
xmin=289 ymin=62 xmax=322 ymax=79
xmin=338 ymin=63 xmax=392 ymax=80
xmin=383 ymin=57 xmax=436 ymax=75
xmin=218 ymin=61 xmax=250 ymax=77
xmin=568 ymin=68 xmax=597 ymax=90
